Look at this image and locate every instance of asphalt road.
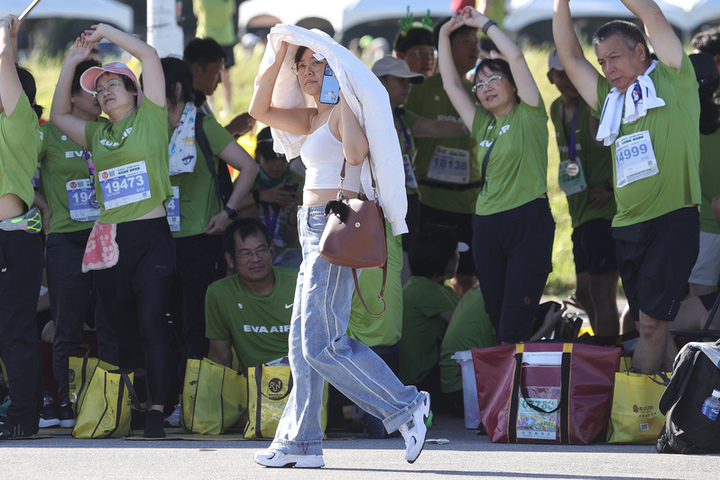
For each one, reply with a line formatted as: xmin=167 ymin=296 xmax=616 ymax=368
xmin=1 ymin=414 xmax=718 ymax=480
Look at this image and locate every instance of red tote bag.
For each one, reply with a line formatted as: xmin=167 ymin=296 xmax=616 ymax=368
xmin=472 ymin=342 xmax=621 ymax=444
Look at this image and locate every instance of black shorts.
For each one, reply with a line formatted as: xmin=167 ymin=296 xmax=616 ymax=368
xmin=572 ymin=218 xmax=617 ymax=275
xmin=613 ymin=207 xmax=699 ymax=322
xmin=222 ymin=45 xmax=236 ymax=69
xmin=420 ymin=203 xmax=475 ymax=276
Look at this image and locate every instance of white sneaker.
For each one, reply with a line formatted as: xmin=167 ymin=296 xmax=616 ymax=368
xmin=163 ymin=404 xmax=181 ymax=428
xmin=253 ymin=449 xmax=324 ymax=468
xmin=398 ymin=391 xmax=431 ymax=463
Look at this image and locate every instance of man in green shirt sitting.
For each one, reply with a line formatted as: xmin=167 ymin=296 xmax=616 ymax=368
xmin=205 ymin=218 xmax=297 ymax=370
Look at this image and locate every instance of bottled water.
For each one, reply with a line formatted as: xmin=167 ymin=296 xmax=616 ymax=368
xmin=700 ymin=389 xmax=720 ymax=421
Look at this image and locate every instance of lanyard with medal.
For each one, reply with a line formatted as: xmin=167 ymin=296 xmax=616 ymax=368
xmin=82 ymin=148 xmax=100 ymax=208
xmin=562 ymin=102 xmax=580 ymax=176
xmin=395 ymin=109 xmax=412 ymax=152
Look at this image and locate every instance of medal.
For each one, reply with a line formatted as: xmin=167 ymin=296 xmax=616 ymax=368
xmin=89 ymin=192 xmax=100 ymax=209
xmin=565 ymin=162 xmax=580 ymax=176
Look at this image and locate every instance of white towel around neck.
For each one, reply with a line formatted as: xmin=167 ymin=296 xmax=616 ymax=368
xmin=596 ymin=60 xmax=666 ymax=146
xmin=169 ymin=102 xmax=198 ymax=176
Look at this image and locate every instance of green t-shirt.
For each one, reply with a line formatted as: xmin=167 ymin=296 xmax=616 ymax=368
xmin=193 ymin=0 xmax=236 ymax=47
xmin=699 ymin=129 xmax=720 ymax=234
xmin=472 ymin=98 xmax=548 ymax=216
xmin=404 ymin=74 xmax=480 ymax=214
xmin=550 ymin=96 xmax=615 ymax=228
xmin=438 ymin=286 xmax=496 ymax=394
xmin=39 ymin=121 xmax=108 ymax=233
xmin=0 ymin=93 xmax=40 ymax=209
xmin=205 ymin=267 xmax=297 ymax=370
xmin=168 ymin=112 xmax=234 ymax=238
xmin=85 ymin=97 xmax=173 ymax=225
xmin=399 ymin=276 xmax=459 ymax=385
xmin=594 ymin=54 xmax=701 ymax=227
xmin=347 ymin=220 xmax=403 ymax=347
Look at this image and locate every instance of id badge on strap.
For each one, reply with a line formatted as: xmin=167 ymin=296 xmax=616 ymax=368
xmin=558 ymin=158 xmax=588 ymax=196
xmin=98 ymin=161 xmax=151 ymax=210
xmin=66 ymin=178 xmax=100 ymax=222
xmin=614 ymin=131 xmax=659 ymax=188
xmin=166 ymin=186 xmax=180 ymax=232
xmin=402 ymin=154 xmax=419 ymax=189
xmin=427 ymin=147 xmax=471 ymax=184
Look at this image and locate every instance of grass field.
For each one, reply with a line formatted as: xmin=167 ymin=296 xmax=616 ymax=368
xmin=25 ymin=46 xmax=584 ymax=298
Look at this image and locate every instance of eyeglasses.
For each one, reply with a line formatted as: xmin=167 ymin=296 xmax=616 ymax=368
xmin=291 ymin=59 xmax=325 ymax=76
xmin=472 ymin=75 xmax=503 ymax=93
xmin=405 ymin=48 xmax=438 ymax=60
xmin=94 ymin=79 xmax=122 ymax=97
xmin=233 ymin=245 xmax=273 ymax=262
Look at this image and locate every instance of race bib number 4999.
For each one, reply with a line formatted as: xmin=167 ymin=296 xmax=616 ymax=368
xmin=99 ymin=160 xmax=151 ymax=210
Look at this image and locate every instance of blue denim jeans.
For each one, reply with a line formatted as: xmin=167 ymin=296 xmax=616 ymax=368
xmin=270 ymin=206 xmax=423 ymax=455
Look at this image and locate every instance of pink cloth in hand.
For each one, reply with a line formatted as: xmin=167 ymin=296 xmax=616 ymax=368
xmin=82 ymin=222 xmax=119 ymax=273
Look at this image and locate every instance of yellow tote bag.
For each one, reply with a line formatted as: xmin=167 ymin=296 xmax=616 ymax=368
xmin=244 ymin=363 xmax=329 ymax=439
xmin=181 ymin=358 xmax=247 ymax=434
xmin=72 ymin=368 xmax=136 ymax=438
xmin=607 ymin=371 xmax=670 ymax=444
xmin=68 ymin=354 xmax=118 ymax=416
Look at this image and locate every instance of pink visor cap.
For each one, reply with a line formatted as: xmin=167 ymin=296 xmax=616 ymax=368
xmin=80 ymin=62 xmax=143 ymax=108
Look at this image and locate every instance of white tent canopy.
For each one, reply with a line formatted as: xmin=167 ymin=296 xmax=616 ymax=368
xmin=504 ymin=0 xmax=720 ymax=35
xmin=1 ymin=0 xmax=134 ymax=32
xmin=342 ymin=0 xmax=454 ymax=31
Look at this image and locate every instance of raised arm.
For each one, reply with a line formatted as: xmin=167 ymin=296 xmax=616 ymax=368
xmin=437 ymin=16 xmax=477 ymax=130
xmin=248 ymin=41 xmax=316 ymax=135
xmin=622 ymin=0 xmax=682 ymax=69
xmin=0 ymin=15 xmax=22 ymax=117
xmin=460 ymin=6 xmax=540 ymax=107
xmin=553 ymin=0 xmax=600 ymax=110
xmin=50 ymin=36 xmax=94 ymax=147
xmin=84 ymin=24 xmax=165 ymax=107
xmin=336 ymin=91 xmax=369 ymax=166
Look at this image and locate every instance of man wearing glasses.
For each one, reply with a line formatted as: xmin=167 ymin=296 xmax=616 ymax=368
xmin=205 ymin=218 xmax=296 ymax=370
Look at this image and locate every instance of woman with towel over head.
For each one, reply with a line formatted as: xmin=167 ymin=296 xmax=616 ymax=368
xmin=248 ymin=25 xmax=430 ymax=468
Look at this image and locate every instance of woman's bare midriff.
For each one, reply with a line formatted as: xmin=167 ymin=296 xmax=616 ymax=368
xmin=304 ymin=188 xmax=359 ymax=207
xmin=0 ymin=193 xmax=26 ymax=221
xmin=127 ymin=204 xmax=166 ymax=222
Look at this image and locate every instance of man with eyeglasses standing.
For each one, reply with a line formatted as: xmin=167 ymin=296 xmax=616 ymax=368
xmin=205 ymin=218 xmax=296 ymax=371
xmin=403 ymin=17 xmax=480 ymax=297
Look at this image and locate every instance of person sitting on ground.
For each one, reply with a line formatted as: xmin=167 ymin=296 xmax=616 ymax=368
xmin=237 ymin=127 xmax=301 ymax=267
xmin=399 ymin=226 xmax=461 ymax=411
xmin=547 ymin=49 xmax=619 ymax=337
xmin=205 ymin=218 xmax=296 ymax=371
xmin=553 ymin=0 xmax=701 ymax=373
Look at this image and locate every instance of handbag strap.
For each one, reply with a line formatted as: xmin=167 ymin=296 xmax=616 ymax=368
xmin=195 ymin=111 xmax=224 ymax=209
xmin=352 ymin=263 xmax=387 ymax=317
xmin=509 ymin=344 xmax=571 ymax=443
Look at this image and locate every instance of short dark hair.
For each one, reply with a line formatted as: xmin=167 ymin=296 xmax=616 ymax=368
xmin=394 ymin=26 xmax=434 ymax=54
xmin=593 ymin=20 xmax=650 ymax=59
xmin=474 ymin=57 xmax=520 ymax=103
xmin=160 ymin=56 xmax=195 ymax=109
xmin=434 ymin=17 xmax=477 ymax=48
xmin=692 ymin=27 xmax=720 ymax=56
xmin=408 ymin=226 xmax=458 ymax=278
xmin=255 ymin=126 xmax=285 ymax=161
xmin=184 ymin=37 xmax=226 ymax=67
xmin=17 ymin=66 xmax=43 ymax=118
xmin=72 ymin=59 xmax=102 ymax=95
xmin=690 ymin=53 xmax=720 ymax=135
xmin=224 ymin=218 xmax=274 ymax=255
xmin=294 ymin=46 xmax=309 ymax=64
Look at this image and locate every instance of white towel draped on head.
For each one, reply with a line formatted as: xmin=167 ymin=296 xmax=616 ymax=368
xmin=596 ymin=60 xmax=666 ymax=146
xmin=256 ymin=24 xmax=408 ymax=235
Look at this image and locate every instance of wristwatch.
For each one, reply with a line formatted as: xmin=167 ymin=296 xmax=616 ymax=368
xmin=223 ymin=205 xmax=238 ymax=220
xmin=482 ymin=19 xmax=498 ymax=35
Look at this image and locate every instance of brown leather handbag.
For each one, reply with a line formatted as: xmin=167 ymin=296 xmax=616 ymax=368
xmin=319 ymin=160 xmax=388 ymax=316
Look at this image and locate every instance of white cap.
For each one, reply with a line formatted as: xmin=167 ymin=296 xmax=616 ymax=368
xmin=372 ymin=56 xmax=424 ymax=84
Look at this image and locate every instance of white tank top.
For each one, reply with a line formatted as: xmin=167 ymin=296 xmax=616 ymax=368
xmin=300 ymin=118 xmax=362 ymax=192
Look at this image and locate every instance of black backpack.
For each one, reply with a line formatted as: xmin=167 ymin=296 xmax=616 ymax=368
xmin=656 ymin=340 xmax=720 ymax=454
xmin=195 ymin=111 xmax=234 ymax=208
